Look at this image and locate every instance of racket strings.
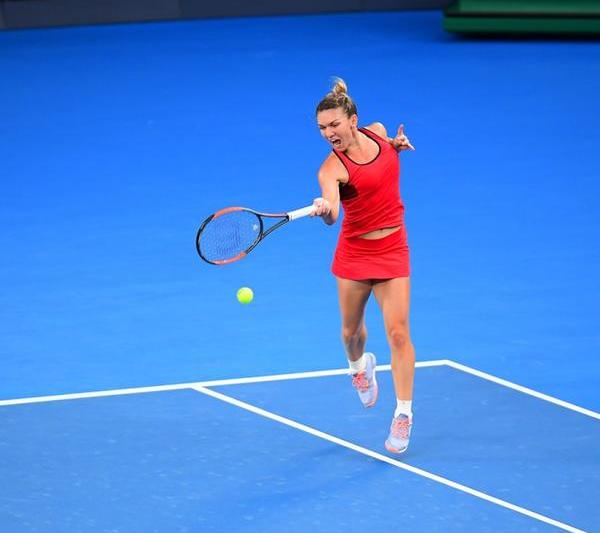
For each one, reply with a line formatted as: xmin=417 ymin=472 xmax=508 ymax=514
xmin=199 ymin=211 xmax=261 ymax=262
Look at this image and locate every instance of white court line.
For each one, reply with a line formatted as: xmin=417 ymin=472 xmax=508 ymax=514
xmin=0 ymin=358 xmax=597 ymax=423
xmin=0 ymin=383 xmax=194 ymax=407
xmin=0 ymin=359 xmax=449 ymax=407
xmin=192 ymin=384 xmax=586 ymax=533
xmin=198 ymin=358 xmax=447 ymax=387
xmin=445 ymin=360 xmax=600 ymax=420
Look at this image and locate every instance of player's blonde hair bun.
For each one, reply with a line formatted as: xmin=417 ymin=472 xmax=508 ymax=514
xmin=331 ymin=77 xmax=348 ymax=95
xmin=316 ymin=76 xmax=357 ymax=118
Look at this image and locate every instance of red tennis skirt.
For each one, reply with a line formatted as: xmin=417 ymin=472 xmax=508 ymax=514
xmin=332 ymin=225 xmax=410 ymax=281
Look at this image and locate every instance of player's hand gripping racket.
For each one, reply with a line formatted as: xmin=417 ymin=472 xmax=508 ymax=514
xmin=196 ymin=204 xmax=315 ymax=265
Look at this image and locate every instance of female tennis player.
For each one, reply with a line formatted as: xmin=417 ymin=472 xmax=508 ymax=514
xmin=312 ymin=78 xmax=416 ymax=454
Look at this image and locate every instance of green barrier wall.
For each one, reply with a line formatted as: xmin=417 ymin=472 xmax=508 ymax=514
xmin=444 ymin=0 xmax=600 ymax=34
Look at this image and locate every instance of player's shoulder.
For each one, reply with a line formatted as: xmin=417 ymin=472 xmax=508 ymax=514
xmin=319 ymin=152 xmax=348 ymax=183
xmin=364 ymin=122 xmax=388 ymax=140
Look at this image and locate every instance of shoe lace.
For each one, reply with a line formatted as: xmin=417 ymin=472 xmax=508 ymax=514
xmin=351 ymin=371 xmax=369 ymax=392
xmin=391 ymin=417 xmax=411 ymax=439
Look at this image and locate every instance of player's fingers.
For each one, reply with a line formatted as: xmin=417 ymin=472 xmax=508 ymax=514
xmin=313 ymin=198 xmax=326 ymax=216
xmin=398 ymin=134 xmax=413 ymax=149
xmin=397 ymin=124 xmax=405 ymax=136
xmin=311 ymin=197 xmax=322 ymax=216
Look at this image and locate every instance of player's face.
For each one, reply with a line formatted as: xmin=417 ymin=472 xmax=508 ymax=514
xmin=317 ymin=108 xmax=357 ymax=151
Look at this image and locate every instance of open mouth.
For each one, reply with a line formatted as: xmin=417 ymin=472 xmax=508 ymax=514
xmin=331 ymin=139 xmax=342 ymax=148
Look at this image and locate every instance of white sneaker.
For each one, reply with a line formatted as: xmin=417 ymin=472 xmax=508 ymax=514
xmin=385 ymin=414 xmax=412 ymax=454
xmin=350 ymin=352 xmax=378 ymax=408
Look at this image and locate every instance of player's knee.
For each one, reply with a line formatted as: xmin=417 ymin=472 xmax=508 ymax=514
xmin=341 ymin=325 xmax=364 ymax=345
xmin=388 ymin=325 xmax=410 ymax=352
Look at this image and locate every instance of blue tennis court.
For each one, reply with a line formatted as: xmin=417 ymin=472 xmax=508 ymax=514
xmin=1 ymin=9 xmax=599 ymax=533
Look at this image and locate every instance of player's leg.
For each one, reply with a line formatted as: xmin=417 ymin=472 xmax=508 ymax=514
xmin=336 ymin=277 xmax=378 ymax=407
xmin=372 ymin=276 xmax=415 ymax=452
xmin=336 ymin=277 xmax=371 ymax=362
xmin=373 ymin=277 xmax=415 ymax=400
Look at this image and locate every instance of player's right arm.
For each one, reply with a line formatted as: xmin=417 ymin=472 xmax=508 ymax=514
xmin=312 ymin=154 xmax=345 ymax=225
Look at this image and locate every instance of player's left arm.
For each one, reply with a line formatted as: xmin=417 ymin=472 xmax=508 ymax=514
xmin=366 ymin=122 xmax=415 ymax=152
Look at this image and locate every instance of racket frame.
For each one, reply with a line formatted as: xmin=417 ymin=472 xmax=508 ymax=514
xmin=196 ymin=205 xmax=314 ymax=265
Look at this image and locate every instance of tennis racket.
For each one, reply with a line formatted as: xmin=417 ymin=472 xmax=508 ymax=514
xmin=196 ymin=204 xmax=315 ymax=265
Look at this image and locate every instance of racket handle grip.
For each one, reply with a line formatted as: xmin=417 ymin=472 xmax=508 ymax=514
xmin=287 ymin=205 xmax=316 ymax=221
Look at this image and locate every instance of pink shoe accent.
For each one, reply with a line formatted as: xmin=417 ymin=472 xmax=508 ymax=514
xmin=351 ymin=372 xmax=369 ymax=392
xmin=390 ymin=416 xmax=411 ymax=440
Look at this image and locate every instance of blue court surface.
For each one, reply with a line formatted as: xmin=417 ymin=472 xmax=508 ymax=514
xmin=1 ymin=9 xmax=599 ymax=533
xmin=0 ymin=363 xmax=598 ymax=532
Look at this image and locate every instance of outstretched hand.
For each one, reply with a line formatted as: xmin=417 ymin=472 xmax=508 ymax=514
xmin=392 ymin=124 xmax=415 ymax=152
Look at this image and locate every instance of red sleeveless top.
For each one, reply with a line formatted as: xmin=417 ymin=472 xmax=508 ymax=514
xmin=333 ymin=127 xmax=405 ymax=238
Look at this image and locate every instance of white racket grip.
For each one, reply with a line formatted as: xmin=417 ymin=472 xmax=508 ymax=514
xmin=287 ymin=205 xmax=316 ymax=221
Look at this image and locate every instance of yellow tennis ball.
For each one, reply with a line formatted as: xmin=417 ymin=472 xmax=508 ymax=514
xmin=236 ymin=287 xmax=254 ymax=304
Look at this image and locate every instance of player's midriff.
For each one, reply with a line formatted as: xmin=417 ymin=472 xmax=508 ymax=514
xmin=358 ymin=226 xmax=401 ymax=240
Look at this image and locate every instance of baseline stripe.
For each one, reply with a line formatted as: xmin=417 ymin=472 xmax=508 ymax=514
xmin=198 ymin=359 xmax=448 ymax=387
xmin=0 ymin=360 xmax=448 ymax=407
xmin=192 ymin=384 xmax=586 ymax=533
xmin=0 ymin=384 xmax=192 ymax=407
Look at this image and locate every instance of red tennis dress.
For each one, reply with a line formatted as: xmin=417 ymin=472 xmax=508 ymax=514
xmin=331 ymin=127 xmax=410 ymax=281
